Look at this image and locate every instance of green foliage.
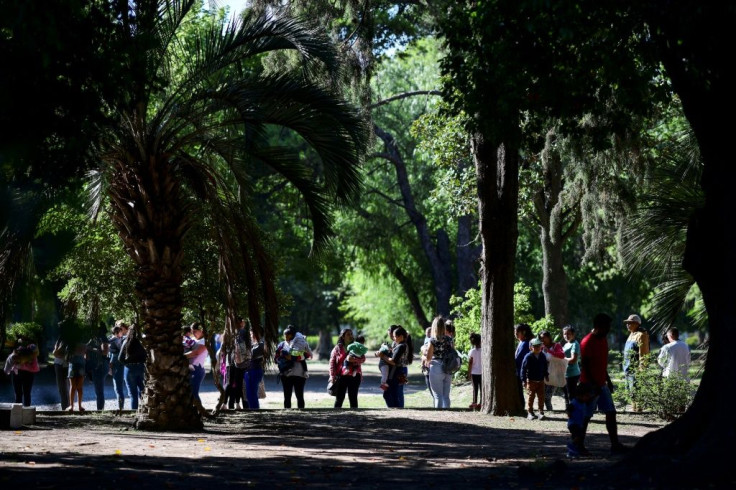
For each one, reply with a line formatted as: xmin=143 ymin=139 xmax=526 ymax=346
xmin=613 ymin=354 xmax=695 ymax=421
xmin=40 ymin=198 xmax=138 ymax=323
xmin=513 ymin=282 xmax=536 ymax=325
xmin=451 ymin=281 xmax=547 ymax=352
xmin=6 ymin=322 xmax=44 ymax=344
xmin=340 ymin=269 xmax=423 ymax=343
xmin=530 ymin=315 xmax=558 ymax=340
xmin=449 ymin=286 xmax=481 ymax=353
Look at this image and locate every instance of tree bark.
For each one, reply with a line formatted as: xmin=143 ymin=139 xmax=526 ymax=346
xmin=626 ymin=4 xmax=735 ymax=485
xmin=474 ymin=130 xmax=522 ymax=416
xmin=109 ymin=156 xmax=202 ymax=431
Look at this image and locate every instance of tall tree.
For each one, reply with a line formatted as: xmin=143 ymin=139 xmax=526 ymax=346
xmin=89 ymin=1 xmax=366 ymax=430
xmin=618 ymin=2 xmax=736 ymax=483
xmin=435 ymin=0 xmax=661 ymax=416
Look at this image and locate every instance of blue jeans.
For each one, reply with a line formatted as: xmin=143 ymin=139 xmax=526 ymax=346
xmin=110 ymin=360 xmax=126 ymax=409
xmin=190 ymin=364 xmax=205 ymax=403
xmin=398 ymin=367 xmax=407 ymax=408
xmin=244 ymin=367 xmax=264 ymax=409
xmin=124 ymin=363 xmax=145 ymax=410
xmin=92 ymin=362 xmax=108 ymax=410
xmin=383 ymin=376 xmax=402 ymax=408
xmin=428 ymin=360 xmax=452 ymax=408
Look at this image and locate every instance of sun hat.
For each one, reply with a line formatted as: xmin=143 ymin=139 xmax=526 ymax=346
xmin=624 ymin=314 xmax=642 ymax=325
xmin=530 ymin=338 xmax=542 ymax=346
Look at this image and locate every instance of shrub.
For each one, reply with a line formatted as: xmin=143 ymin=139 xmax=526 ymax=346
xmin=6 ymin=322 xmax=44 ymax=345
xmin=616 ymin=353 xmax=695 ymax=421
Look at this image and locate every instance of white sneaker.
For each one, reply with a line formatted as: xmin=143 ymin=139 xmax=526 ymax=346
xmin=538 ymin=413 xmax=546 ymax=420
xmin=527 ymin=412 xmax=535 ymax=420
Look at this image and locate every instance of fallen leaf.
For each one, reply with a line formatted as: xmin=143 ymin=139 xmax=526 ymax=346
xmin=197 ymin=439 xmax=205 ymax=443
xmin=115 ymin=450 xmax=122 ymax=455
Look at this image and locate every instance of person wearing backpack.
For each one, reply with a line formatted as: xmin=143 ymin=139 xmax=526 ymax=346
xmin=423 ymin=315 xmax=456 ymax=409
xmin=86 ymin=322 xmax=110 ymax=410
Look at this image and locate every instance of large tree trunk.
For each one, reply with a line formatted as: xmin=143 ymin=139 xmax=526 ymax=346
xmin=626 ymin=4 xmax=735 ymax=485
xmin=474 ymin=130 xmax=523 ymax=416
xmin=109 ymin=155 xmax=202 ymax=431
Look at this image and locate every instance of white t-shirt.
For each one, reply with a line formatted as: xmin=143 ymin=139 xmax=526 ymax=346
xmin=189 ymin=337 xmax=208 ymax=368
xmin=658 ymin=340 xmax=690 ymax=378
xmin=469 ymin=347 xmax=482 ymax=375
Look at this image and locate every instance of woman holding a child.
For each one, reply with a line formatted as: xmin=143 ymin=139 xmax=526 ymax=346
xmin=329 ymin=328 xmax=366 ymax=409
xmin=378 ymin=326 xmax=413 ymax=408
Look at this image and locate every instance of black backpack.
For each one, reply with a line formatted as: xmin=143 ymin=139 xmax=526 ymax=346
xmin=442 ymin=345 xmax=463 ymax=375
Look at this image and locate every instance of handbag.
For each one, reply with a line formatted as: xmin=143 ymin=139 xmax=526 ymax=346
xmin=258 ymin=378 xmax=267 ymax=399
xmin=327 ymin=378 xmax=338 ymax=396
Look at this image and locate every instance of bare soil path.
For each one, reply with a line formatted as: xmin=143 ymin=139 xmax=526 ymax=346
xmin=0 ymin=358 xmax=675 ymax=489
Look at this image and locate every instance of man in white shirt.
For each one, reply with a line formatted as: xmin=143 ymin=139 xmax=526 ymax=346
xmin=657 ymin=327 xmax=691 ymax=380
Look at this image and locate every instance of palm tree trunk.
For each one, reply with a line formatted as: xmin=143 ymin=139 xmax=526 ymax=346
xmin=109 ymin=157 xmax=202 ymax=430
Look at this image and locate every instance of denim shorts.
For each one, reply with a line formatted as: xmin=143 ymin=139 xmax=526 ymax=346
xmin=592 ymin=385 xmax=616 ymax=414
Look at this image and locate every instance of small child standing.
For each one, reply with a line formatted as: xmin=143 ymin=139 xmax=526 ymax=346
xmin=566 ymin=383 xmax=595 ymax=458
xmin=521 ymin=338 xmax=549 ymax=420
xmin=467 ymin=332 xmax=482 ymax=410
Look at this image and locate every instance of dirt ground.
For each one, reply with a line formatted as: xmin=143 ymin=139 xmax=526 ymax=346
xmin=0 ymin=359 xmax=677 ymax=489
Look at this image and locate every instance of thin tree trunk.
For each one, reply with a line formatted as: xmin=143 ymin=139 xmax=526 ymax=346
xmin=474 ymin=130 xmax=522 ymax=416
xmin=456 ymin=214 xmax=479 ymax=297
xmin=374 ymin=124 xmax=454 ymax=316
xmin=534 ymin=128 xmax=579 ymax=328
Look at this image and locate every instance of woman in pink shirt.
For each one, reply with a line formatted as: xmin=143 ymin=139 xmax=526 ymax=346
xmin=539 ymin=330 xmax=565 ymax=412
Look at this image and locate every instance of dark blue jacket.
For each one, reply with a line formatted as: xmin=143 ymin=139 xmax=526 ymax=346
xmin=521 ymin=351 xmax=548 ymax=383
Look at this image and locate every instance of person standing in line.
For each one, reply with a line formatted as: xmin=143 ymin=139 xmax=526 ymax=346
xmin=467 ymin=332 xmax=482 ymax=410
xmin=329 ymin=328 xmax=366 ymax=409
xmin=423 ymin=315 xmax=454 ymax=409
xmin=52 ymin=321 xmax=71 ymax=410
xmin=378 ymin=326 xmax=411 ymax=408
xmin=119 ymin=324 xmax=146 ymax=410
xmin=185 ymin=322 xmax=208 ymax=406
xmin=514 ymin=324 xmax=534 ymax=407
xmin=657 ymin=327 xmax=691 ymax=380
xmin=244 ymin=328 xmax=265 ymax=410
xmin=445 ymin=319 xmax=455 ymax=344
xmin=420 ymin=326 xmax=434 ymax=400
xmin=580 ymin=313 xmax=628 ymax=455
xmin=87 ymin=322 xmax=110 ymax=410
xmin=275 ymin=325 xmax=312 ymax=409
xmin=539 ymin=330 xmax=565 ymax=412
xmin=4 ymin=337 xmax=40 ymax=407
xmin=108 ymin=322 xmax=127 ymax=414
xmin=561 ymin=325 xmax=581 ymax=407
xmin=622 ymin=314 xmax=650 ymax=412
xmin=521 ymin=338 xmax=548 ymax=420
xmin=67 ymin=335 xmax=88 ymax=412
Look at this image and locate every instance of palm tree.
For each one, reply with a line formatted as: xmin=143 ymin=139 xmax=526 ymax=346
xmin=91 ymin=1 xmax=367 ymax=430
xmin=621 ymin=123 xmax=706 ymax=335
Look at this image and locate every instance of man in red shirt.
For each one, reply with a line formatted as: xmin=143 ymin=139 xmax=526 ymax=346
xmin=579 ymin=313 xmax=628 ymax=456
